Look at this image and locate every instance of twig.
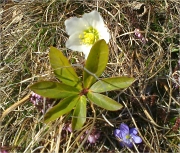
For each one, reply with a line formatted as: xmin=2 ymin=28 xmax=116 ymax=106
xmin=0 ymin=94 xmax=30 ymax=121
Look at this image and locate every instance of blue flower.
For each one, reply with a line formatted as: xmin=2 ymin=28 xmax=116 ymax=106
xmin=114 ymin=123 xmax=142 ymax=148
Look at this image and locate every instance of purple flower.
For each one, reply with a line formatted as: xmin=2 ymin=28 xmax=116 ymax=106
xmin=30 ymin=92 xmax=53 ymax=113
xmin=30 ymin=92 xmax=43 ymax=105
xmin=114 ymin=123 xmax=142 ymax=148
xmin=86 ymin=129 xmax=100 ymax=144
xmin=80 ymin=128 xmax=101 ymax=144
xmin=63 ymin=123 xmax=72 ymax=133
xmin=134 ymin=28 xmax=148 ymax=44
xmin=0 ymin=147 xmax=9 ymax=153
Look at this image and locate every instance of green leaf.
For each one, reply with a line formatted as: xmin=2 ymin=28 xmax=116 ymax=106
xmin=72 ymin=95 xmax=87 ymax=130
xmin=83 ymin=40 xmax=109 ymax=88
xmin=87 ymin=92 xmax=123 ymax=111
xmin=49 ymin=46 xmax=82 ymax=89
xmin=44 ymin=95 xmax=79 ymax=123
xmin=30 ymin=81 xmax=79 ymax=98
xmin=90 ymin=77 xmax=134 ymax=93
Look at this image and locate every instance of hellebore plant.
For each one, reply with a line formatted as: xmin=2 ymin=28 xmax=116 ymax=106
xmin=30 ymin=11 xmax=134 ymax=131
xmin=65 ymin=10 xmax=110 ymax=59
xmin=114 ymin=123 xmax=142 ymax=148
xmin=30 ymin=40 xmax=134 ymax=131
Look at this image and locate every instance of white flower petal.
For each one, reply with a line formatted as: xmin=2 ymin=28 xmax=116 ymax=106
xmin=82 ymin=10 xmax=104 ymax=28
xmin=83 ymin=46 xmax=92 ymax=59
xmin=98 ymin=27 xmax=111 ymax=43
xmin=83 ymin=10 xmax=110 ymax=43
xmin=65 ymin=10 xmax=110 ymax=59
xmin=66 ymin=33 xmax=82 ymax=50
xmin=66 ymin=33 xmax=91 ymax=58
xmin=65 ymin=17 xmax=88 ymax=35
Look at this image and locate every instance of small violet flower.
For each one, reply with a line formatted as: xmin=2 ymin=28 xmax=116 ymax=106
xmin=30 ymin=92 xmax=53 ymax=113
xmin=114 ymin=123 xmax=142 ymax=148
xmin=61 ymin=123 xmax=72 ymax=138
xmin=81 ymin=128 xmax=101 ymax=144
xmin=63 ymin=123 xmax=72 ymax=133
xmin=86 ymin=128 xmax=101 ymax=144
xmin=0 ymin=146 xmax=9 ymax=153
xmin=30 ymin=92 xmax=43 ymax=105
xmin=134 ymin=28 xmax=148 ymax=44
xmin=0 ymin=150 xmax=8 ymax=153
xmin=65 ymin=10 xmax=110 ymax=59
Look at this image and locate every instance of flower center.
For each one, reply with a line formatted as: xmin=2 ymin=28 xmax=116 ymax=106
xmin=125 ymin=134 xmax=131 ymax=140
xmin=79 ymin=27 xmax=99 ymax=45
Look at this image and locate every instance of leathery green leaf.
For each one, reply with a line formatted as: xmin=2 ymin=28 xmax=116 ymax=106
xmin=72 ymin=95 xmax=87 ymax=130
xmin=83 ymin=40 xmax=109 ymax=88
xmin=44 ymin=95 xmax=79 ymax=123
xmin=30 ymin=81 xmax=79 ymax=98
xmin=87 ymin=92 xmax=123 ymax=111
xmin=49 ymin=46 xmax=82 ymax=89
xmin=90 ymin=77 xmax=134 ymax=93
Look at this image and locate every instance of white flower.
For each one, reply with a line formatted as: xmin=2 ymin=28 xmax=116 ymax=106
xmin=65 ymin=10 xmax=110 ymax=59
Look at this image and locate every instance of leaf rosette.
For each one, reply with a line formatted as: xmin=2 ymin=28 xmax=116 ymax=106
xmin=30 ymin=40 xmax=134 ymax=130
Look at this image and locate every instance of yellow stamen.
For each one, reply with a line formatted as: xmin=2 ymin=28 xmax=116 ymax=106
xmin=79 ymin=27 xmax=99 ymax=45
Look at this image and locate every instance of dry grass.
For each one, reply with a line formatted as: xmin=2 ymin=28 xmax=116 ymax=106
xmin=0 ymin=0 xmax=179 ymax=152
